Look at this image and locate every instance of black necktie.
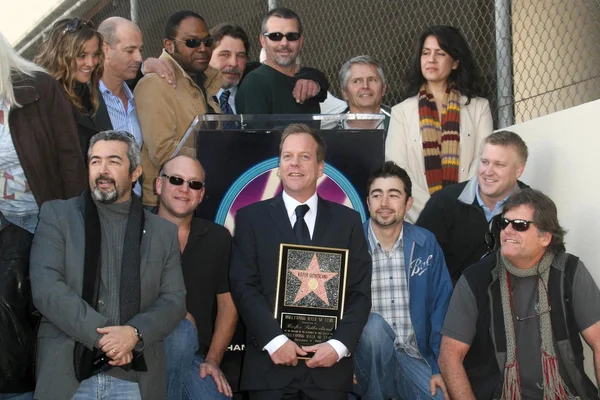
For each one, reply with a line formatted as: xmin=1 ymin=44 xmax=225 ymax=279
xmin=293 ymin=204 xmax=311 ymax=245
xmin=219 ymin=90 xmax=234 ymax=114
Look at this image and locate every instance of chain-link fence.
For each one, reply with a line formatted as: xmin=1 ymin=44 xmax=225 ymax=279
xmin=15 ymin=0 xmax=600 ymax=127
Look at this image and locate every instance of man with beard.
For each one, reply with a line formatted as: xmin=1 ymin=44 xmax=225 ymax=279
xmin=29 ymin=130 xmax=186 ymax=400
xmin=353 ymin=161 xmax=452 ymax=400
xmin=135 ymin=10 xmax=221 ymax=208
xmin=97 ymin=17 xmax=144 ymax=196
xmin=235 ymin=8 xmax=328 ymax=114
xmin=209 ymin=23 xmax=249 ymax=115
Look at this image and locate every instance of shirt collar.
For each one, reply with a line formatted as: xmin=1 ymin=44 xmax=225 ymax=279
xmin=99 ymin=80 xmax=134 ymax=101
xmin=475 ymin=181 xmax=518 ymax=210
xmin=367 ymin=219 xmax=404 ymax=252
xmin=282 ymin=190 xmax=318 ymax=219
xmin=217 ymin=85 xmax=238 ymax=99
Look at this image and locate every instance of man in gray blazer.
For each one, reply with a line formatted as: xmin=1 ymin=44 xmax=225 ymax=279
xmin=30 ymin=130 xmax=186 ymax=400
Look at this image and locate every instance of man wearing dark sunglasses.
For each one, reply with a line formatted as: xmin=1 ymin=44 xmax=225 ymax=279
xmin=235 ymin=7 xmax=329 ymax=115
xmin=135 ymin=10 xmax=221 ymax=209
xmin=155 ymin=155 xmax=236 ymax=399
xmin=417 ymin=131 xmax=530 ymax=284
xmin=439 ymin=188 xmax=600 ymax=400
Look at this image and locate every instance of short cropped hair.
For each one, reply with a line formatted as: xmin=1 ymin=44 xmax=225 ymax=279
xmin=339 ymin=55 xmax=386 ymax=90
xmin=366 ymin=161 xmax=412 ymax=201
xmin=279 ymin=123 xmax=326 ymax=163
xmin=503 ymin=188 xmax=566 ymax=254
xmin=88 ymin=130 xmax=141 ymax=174
xmin=482 ymin=130 xmax=529 ymax=164
xmin=164 ymin=11 xmax=205 ymax=40
xmin=261 ymin=7 xmax=303 ymax=35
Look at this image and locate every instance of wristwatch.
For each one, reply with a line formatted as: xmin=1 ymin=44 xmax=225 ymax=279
xmin=131 ymin=326 xmax=143 ymax=342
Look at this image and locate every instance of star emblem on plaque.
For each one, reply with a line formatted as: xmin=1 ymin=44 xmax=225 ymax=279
xmin=274 ymin=244 xmax=349 ymax=353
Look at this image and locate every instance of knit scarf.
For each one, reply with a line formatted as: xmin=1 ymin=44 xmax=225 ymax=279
xmin=418 ymin=83 xmax=461 ymax=194
xmin=498 ymin=252 xmax=578 ymax=400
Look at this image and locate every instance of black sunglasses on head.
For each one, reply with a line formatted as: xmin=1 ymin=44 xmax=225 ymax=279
xmin=498 ymin=217 xmax=536 ymax=232
xmin=171 ymin=36 xmax=213 ymax=48
xmin=262 ymin=32 xmax=301 ymax=42
xmin=162 ymin=174 xmax=204 ymax=190
xmin=61 ymin=19 xmax=93 ymax=36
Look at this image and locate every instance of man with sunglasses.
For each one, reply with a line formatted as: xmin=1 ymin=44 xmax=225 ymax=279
xmin=416 ymin=130 xmax=530 ymax=283
xmin=135 ymin=10 xmax=221 ymax=209
xmin=439 ymin=189 xmax=600 ymax=400
xmin=155 ymin=155 xmax=236 ymax=399
xmin=235 ymin=7 xmax=329 ymax=115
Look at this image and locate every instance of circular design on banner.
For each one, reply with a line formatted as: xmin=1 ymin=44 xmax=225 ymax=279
xmin=215 ymin=157 xmax=366 ymax=234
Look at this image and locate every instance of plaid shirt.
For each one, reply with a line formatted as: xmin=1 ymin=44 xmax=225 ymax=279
xmin=367 ymin=222 xmax=421 ymax=358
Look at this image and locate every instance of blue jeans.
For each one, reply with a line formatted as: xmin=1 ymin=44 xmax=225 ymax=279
xmin=164 ymin=318 xmax=229 ymax=400
xmin=71 ymin=373 xmax=141 ymax=399
xmin=0 ymin=393 xmax=33 ymax=400
xmin=353 ymin=313 xmax=444 ymax=400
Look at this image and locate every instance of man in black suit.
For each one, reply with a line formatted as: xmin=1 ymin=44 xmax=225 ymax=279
xmin=229 ymin=123 xmax=372 ymax=399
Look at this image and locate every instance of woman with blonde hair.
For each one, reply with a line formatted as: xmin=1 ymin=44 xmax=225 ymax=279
xmin=386 ymin=25 xmax=493 ymax=222
xmin=0 ymin=31 xmax=86 ymax=399
xmin=35 ymin=18 xmax=104 ymax=158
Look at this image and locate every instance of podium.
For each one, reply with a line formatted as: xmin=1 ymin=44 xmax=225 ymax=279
xmin=172 ymin=113 xmax=386 ymax=392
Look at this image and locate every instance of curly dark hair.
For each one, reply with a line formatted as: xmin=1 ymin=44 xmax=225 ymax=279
xmin=406 ymin=25 xmax=486 ymax=103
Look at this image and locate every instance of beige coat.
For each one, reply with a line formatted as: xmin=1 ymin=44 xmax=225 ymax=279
xmin=134 ymin=50 xmax=222 ymax=206
xmin=385 ymin=95 xmax=493 ymax=223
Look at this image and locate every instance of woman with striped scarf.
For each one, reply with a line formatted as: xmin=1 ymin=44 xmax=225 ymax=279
xmin=385 ymin=25 xmax=493 ymax=223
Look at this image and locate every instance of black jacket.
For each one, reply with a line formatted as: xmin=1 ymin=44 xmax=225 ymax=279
xmin=416 ymin=177 xmax=529 ymax=283
xmin=0 ymin=221 xmax=36 ymax=393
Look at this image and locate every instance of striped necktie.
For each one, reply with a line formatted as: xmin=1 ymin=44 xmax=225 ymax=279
xmin=219 ymin=90 xmax=234 ymax=114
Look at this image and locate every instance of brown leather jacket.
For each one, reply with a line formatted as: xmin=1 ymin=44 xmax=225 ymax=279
xmin=9 ymin=72 xmax=87 ymax=206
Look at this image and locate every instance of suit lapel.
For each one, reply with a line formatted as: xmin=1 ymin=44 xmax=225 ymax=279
xmin=139 ymin=212 xmax=151 ymax=280
xmin=269 ymin=194 xmax=297 ymax=244
xmin=94 ymin=90 xmax=114 ymax=131
xmin=313 ymin=196 xmax=332 ymax=244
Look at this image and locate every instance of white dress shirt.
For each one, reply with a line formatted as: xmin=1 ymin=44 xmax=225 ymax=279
xmin=263 ymin=190 xmax=350 ymax=361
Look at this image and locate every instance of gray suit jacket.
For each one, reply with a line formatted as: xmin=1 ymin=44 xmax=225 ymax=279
xmin=30 ymin=195 xmax=186 ymax=400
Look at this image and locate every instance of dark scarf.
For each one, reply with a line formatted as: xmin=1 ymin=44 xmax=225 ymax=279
xmin=74 ymin=189 xmax=145 ymax=381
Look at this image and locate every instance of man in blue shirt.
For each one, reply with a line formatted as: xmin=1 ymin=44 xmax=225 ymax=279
xmin=416 ymin=131 xmax=530 ymax=283
xmin=353 ymin=161 xmax=452 ymax=400
xmin=97 ymin=17 xmax=145 ymax=196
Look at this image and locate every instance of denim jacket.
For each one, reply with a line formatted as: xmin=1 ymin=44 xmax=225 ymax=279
xmin=363 ymin=220 xmax=453 ymax=374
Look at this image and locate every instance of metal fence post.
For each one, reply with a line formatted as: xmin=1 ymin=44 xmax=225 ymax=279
xmin=130 ymin=0 xmax=139 ymax=24
xmin=494 ymin=0 xmax=515 ymax=128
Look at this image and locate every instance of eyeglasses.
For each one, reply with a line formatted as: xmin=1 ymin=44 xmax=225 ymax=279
xmin=498 ymin=217 xmax=536 ymax=232
xmin=61 ymin=19 xmax=93 ymax=36
xmin=170 ymin=36 xmax=213 ymax=48
xmin=161 ymin=174 xmax=204 ymax=190
xmin=514 ymin=276 xmax=552 ymax=321
xmin=262 ymin=32 xmax=301 ymax=42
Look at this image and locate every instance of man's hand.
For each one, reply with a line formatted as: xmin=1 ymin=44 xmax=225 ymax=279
xmin=199 ymin=359 xmax=233 ymax=398
xmin=293 ymin=79 xmax=319 ymax=104
xmin=143 ymin=58 xmax=177 ymax=88
xmin=270 ymin=340 xmax=307 ymax=366
xmin=430 ymin=374 xmax=449 ymax=400
xmin=97 ymin=325 xmax=138 ymax=364
xmin=303 ymin=342 xmax=338 ymax=368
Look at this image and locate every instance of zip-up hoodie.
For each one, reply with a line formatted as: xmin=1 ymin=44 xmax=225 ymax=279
xmin=363 ymin=220 xmax=453 ymax=374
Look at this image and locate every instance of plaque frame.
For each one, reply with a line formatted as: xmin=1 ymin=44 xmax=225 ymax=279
xmin=274 ymin=244 xmax=349 ymax=351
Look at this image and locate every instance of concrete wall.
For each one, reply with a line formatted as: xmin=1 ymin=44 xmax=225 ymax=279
xmin=507 ymin=98 xmax=600 ymax=380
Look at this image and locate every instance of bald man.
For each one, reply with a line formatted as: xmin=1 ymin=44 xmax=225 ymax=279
xmin=96 ymin=17 xmax=145 ymax=196
xmin=156 ymin=155 xmax=237 ymax=399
